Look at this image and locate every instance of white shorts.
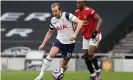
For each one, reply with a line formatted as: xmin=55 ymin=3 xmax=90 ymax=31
xmin=82 ymin=33 xmax=102 ymax=49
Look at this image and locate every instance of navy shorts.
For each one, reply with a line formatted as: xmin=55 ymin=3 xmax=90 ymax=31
xmin=52 ymin=39 xmax=75 ymax=60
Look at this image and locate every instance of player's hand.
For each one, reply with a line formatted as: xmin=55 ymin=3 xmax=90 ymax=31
xmin=91 ymin=30 xmax=98 ymax=39
xmin=70 ymin=34 xmax=76 ymax=41
xmin=39 ymin=44 xmax=45 ymax=51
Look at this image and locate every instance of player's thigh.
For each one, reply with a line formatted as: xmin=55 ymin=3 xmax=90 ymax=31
xmin=83 ymin=49 xmax=89 ymax=56
xmin=61 ymin=43 xmax=75 ymax=61
xmin=89 ymin=33 xmax=102 ymax=55
xmin=89 ymin=45 xmax=96 ymax=56
xmin=82 ymin=37 xmax=90 ymax=50
xmin=49 ymin=46 xmax=60 ymax=58
xmin=49 ymin=39 xmax=61 ymax=58
xmin=89 ymin=33 xmax=102 ymax=47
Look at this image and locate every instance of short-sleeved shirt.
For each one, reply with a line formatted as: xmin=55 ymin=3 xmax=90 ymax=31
xmin=50 ymin=12 xmax=77 ymax=44
xmin=75 ymin=6 xmax=100 ymax=40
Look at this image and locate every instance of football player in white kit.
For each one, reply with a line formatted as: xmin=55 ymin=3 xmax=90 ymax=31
xmin=35 ymin=3 xmax=83 ymax=80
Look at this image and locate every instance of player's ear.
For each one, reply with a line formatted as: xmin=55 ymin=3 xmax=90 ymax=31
xmin=60 ymin=9 xmax=62 ymax=12
xmin=59 ymin=9 xmax=62 ymax=13
xmin=58 ymin=5 xmax=62 ymax=11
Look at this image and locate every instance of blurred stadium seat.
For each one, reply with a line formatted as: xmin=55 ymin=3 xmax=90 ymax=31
xmin=25 ymin=50 xmax=45 ymax=70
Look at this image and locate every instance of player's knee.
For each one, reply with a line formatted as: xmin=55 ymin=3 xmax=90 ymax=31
xmin=43 ymin=55 xmax=53 ymax=65
xmin=49 ymin=46 xmax=60 ymax=58
xmin=88 ymin=51 xmax=94 ymax=59
xmin=88 ymin=54 xmax=94 ymax=59
xmin=83 ymin=49 xmax=89 ymax=56
xmin=46 ymin=55 xmax=53 ymax=61
xmin=83 ymin=49 xmax=89 ymax=61
xmin=88 ymin=49 xmax=94 ymax=57
xmin=88 ymin=46 xmax=95 ymax=58
xmin=49 ymin=50 xmax=59 ymax=58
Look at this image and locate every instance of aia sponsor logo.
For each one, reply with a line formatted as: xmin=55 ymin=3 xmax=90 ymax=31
xmin=56 ymin=25 xmax=68 ymax=30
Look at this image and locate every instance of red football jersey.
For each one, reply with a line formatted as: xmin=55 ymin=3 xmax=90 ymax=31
xmin=75 ymin=6 xmax=100 ymax=40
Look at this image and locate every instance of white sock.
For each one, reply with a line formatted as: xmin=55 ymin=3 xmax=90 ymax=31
xmin=96 ymin=69 xmax=101 ymax=72
xmin=37 ymin=55 xmax=52 ymax=79
xmin=91 ymin=73 xmax=96 ymax=77
xmin=60 ymin=66 xmax=68 ymax=73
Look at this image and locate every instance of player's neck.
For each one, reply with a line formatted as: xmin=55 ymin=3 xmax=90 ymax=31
xmin=57 ymin=12 xmax=62 ymax=19
xmin=80 ymin=6 xmax=86 ymax=11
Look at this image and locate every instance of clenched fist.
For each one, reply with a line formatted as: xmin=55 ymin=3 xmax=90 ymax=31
xmin=70 ymin=34 xmax=76 ymax=41
xmin=39 ymin=44 xmax=45 ymax=51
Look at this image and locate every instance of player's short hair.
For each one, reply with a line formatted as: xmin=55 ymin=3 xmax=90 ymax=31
xmin=77 ymin=0 xmax=86 ymax=5
xmin=51 ymin=3 xmax=62 ymax=11
xmin=82 ymin=0 xmax=86 ymax=4
xmin=77 ymin=0 xmax=86 ymax=2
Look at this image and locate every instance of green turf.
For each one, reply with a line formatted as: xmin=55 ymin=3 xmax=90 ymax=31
xmin=1 ymin=70 xmax=133 ymax=80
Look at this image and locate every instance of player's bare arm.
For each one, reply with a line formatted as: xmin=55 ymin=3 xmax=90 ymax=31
xmin=70 ymin=18 xmax=83 ymax=41
xmin=39 ymin=29 xmax=55 ymax=51
xmin=94 ymin=14 xmax=102 ymax=31
xmin=73 ymin=18 xmax=83 ymax=36
xmin=91 ymin=14 xmax=102 ymax=39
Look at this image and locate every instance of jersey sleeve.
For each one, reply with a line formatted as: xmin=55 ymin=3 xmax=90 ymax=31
xmin=65 ymin=12 xmax=77 ymax=22
xmin=90 ymin=8 xmax=97 ymax=17
xmin=49 ymin=20 xmax=55 ymax=30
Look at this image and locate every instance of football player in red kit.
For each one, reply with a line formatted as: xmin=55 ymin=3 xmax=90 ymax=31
xmin=75 ymin=0 xmax=103 ymax=80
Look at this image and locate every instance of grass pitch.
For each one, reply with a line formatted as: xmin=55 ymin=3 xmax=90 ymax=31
xmin=1 ymin=70 xmax=133 ymax=80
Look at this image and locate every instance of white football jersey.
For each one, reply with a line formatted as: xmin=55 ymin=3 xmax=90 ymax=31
xmin=50 ymin=12 xmax=77 ymax=44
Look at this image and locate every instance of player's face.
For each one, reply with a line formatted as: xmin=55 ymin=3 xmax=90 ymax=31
xmin=52 ymin=6 xmax=61 ymax=18
xmin=77 ymin=1 xmax=85 ymax=10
